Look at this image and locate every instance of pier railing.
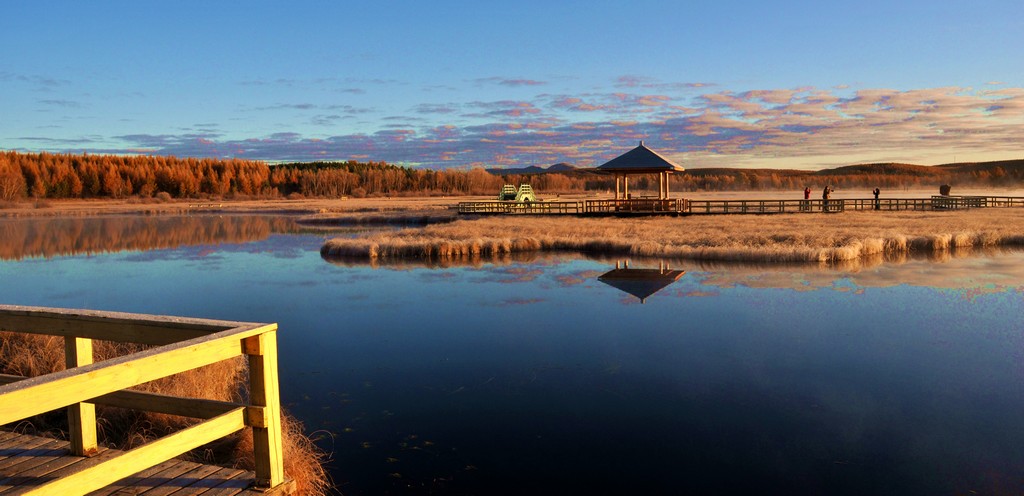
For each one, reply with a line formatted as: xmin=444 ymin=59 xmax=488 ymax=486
xmin=0 ymin=305 xmax=291 ymax=495
xmin=457 ymin=199 xmax=690 ymax=215
xmin=686 ymin=199 xmax=845 ymax=213
xmin=458 ymin=200 xmax=584 ymax=214
xmin=458 ymin=196 xmax=1023 ymax=215
xmin=583 ymin=199 xmax=687 ymax=214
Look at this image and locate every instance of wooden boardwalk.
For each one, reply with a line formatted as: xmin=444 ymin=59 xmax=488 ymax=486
xmin=0 ymin=430 xmax=277 ymax=495
xmin=457 ymin=195 xmax=1024 ymax=216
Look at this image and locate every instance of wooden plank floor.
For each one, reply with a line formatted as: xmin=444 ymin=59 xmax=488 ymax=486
xmin=0 ymin=430 xmax=269 ymax=495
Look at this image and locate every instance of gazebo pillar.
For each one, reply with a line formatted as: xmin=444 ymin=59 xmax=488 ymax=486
xmin=665 ymin=172 xmax=670 ymax=198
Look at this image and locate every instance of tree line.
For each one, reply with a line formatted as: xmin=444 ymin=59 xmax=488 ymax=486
xmin=1 ymin=151 xmax=1021 ymax=202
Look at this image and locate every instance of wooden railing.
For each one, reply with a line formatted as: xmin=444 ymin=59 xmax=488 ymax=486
xmin=583 ymin=199 xmax=686 ymax=213
xmin=457 ymin=201 xmax=584 ymax=214
xmin=458 ymin=196 xmax=1024 ymax=216
xmin=685 ymin=199 xmax=845 ymax=213
xmin=984 ymin=196 xmax=1024 ymax=207
xmin=0 ymin=305 xmax=291 ymax=495
xmin=683 ymin=196 xmax=1023 ymax=213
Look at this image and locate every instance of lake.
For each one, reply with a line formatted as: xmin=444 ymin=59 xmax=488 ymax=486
xmin=1 ymin=215 xmax=1023 ymax=495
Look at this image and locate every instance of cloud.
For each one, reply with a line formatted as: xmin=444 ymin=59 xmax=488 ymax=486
xmin=0 ymin=72 xmax=70 ymax=89
xmin=16 ymin=136 xmax=98 ymax=145
xmin=615 ymin=75 xmax=714 ymax=91
xmin=466 ymin=100 xmax=543 ymax=118
xmin=414 ymin=103 xmax=462 ymax=114
xmin=474 ymin=77 xmax=547 ymax=87
xmin=24 ymin=85 xmax=1024 ymax=170
xmin=252 ymin=103 xmax=373 ymax=114
xmin=550 ymin=96 xmax=612 ymax=112
xmin=37 ymin=99 xmax=82 ymax=108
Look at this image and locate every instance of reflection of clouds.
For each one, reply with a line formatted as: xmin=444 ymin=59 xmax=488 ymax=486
xmin=555 ymin=270 xmax=604 ymax=288
xmin=675 ymin=290 xmax=720 ymax=298
xmin=478 ymin=267 xmax=543 ymax=284
xmin=488 ymin=297 xmax=545 ymax=307
xmin=686 ymin=250 xmax=1024 ymax=298
xmin=419 ymin=271 xmax=457 ymax=282
xmin=323 ymin=250 xmax=1024 ymax=302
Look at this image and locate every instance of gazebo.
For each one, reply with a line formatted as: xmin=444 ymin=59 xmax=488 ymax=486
xmin=597 ymin=141 xmax=685 ymax=200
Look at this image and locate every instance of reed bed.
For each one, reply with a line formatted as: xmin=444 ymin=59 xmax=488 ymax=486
xmin=0 ymin=332 xmax=330 ymax=495
xmin=322 ymin=210 xmax=1024 ymax=265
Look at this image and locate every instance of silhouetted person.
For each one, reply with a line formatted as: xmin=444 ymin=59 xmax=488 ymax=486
xmin=873 ymin=188 xmax=880 ymax=210
xmin=804 ymin=187 xmax=811 ymax=200
xmin=822 ymin=186 xmax=832 ymax=211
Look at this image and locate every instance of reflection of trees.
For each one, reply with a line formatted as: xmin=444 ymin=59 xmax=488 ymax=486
xmin=0 ymin=216 xmax=297 ymax=260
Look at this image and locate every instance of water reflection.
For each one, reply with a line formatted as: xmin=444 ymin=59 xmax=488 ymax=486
xmin=322 ymin=247 xmax=1024 ymax=299
xmin=0 ymin=215 xmax=305 ymax=260
xmin=597 ymin=260 xmax=685 ymax=303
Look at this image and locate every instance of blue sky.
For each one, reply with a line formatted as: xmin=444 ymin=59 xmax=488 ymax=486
xmin=2 ymin=1 xmax=1022 ymax=170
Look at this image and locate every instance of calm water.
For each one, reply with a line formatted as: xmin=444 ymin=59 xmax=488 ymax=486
xmin=1 ymin=215 xmax=1023 ymax=495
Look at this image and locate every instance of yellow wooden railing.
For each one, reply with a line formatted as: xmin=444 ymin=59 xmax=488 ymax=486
xmin=0 ymin=305 xmax=292 ymax=495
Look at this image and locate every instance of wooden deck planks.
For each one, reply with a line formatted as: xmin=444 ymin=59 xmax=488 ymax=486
xmin=0 ymin=432 xmax=267 ymax=496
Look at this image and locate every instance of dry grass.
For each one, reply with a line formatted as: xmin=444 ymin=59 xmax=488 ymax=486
xmin=297 ymin=209 xmax=456 ymax=227
xmin=322 ymin=210 xmax=1024 ymax=265
xmin=0 ymin=332 xmax=331 ymax=495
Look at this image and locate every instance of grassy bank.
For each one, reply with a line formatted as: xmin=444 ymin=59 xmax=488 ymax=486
xmin=321 ymin=210 xmax=1024 ymax=265
xmin=0 ymin=332 xmax=330 ymax=495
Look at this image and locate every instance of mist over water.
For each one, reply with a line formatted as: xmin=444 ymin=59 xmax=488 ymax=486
xmin=1 ymin=215 xmax=1022 ymax=495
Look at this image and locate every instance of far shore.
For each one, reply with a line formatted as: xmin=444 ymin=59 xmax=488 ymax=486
xmin=3 ymin=187 xmax=1022 ymax=218
xmin=4 ymin=190 xmax=1023 ymax=267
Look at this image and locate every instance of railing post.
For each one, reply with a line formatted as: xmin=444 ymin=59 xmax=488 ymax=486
xmin=65 ymin=336 xmax=98 ymax=456
xmin=245 ymin=329 xmax=286 ymax=488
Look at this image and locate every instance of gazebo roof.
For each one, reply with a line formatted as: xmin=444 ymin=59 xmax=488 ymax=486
xmin=596 ymin=141 xmax=685 ymax=173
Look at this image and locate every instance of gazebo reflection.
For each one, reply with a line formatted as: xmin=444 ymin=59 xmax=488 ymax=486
xmin=597 ymin=260 xmax=685 ymax=303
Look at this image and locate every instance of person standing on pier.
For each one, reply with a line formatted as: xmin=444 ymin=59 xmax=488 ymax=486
xmin=803 ymin=187 xmax=811 ymax=211
xmin=873 ymin=188 xmax=880 ymax=210
xmin=822 ymin=186 xmax=832 ymax=211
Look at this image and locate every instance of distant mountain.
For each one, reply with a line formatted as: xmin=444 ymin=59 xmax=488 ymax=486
xmin=817 ymin=162 xmax=940 ymax=177
xmin=486 ymin=163 xmax=578 ymax=175
xmin=546 ymin=162 xmax=577 ymax=172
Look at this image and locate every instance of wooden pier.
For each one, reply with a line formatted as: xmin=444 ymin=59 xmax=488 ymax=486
xmin=457 ymin=196 xmax=1024 ymax=216
xmin=0 ymin=305 xmax=294 ymax=496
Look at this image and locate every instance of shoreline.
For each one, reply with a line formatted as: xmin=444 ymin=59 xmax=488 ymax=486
xmin=4 ymin=187 xmax=1023 ymax=218
xmin=4 ymin=194 xmax=1023 ymax=268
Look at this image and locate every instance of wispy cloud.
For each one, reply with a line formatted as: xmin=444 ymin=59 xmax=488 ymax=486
xmin=474 ymin=77 xmax=547 ymax=87
xmin=0 ymin=72 xmax=71 ymax=89
xmin=414 ymin=103 xmax=462 ymax=114
xmin=466 ymin=100 xmax=544 ymax=118
xmin=37 ymin=99 xmax=82 ymax=108
xmin=615 ymin=75 xmax=714 ymax=91
xmin=252 ymin=103 xmax=373 ymax=114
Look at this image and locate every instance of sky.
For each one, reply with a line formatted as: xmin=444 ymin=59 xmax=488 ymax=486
xmin=2 ymin=1 xmax=1023 ymax=170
